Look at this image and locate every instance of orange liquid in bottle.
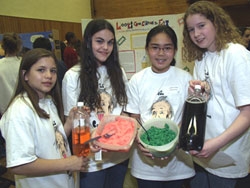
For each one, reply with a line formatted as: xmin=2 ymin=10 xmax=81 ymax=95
xmin=72 ymin=126 xmax=91 ymax=157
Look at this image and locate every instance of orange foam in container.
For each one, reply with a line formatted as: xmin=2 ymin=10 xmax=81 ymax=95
xmin=93 ymin=115 xmax=137 ymax=152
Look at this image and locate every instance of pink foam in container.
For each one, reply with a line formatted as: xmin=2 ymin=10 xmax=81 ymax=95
xmin=92 ymin=115 xmax=137 ymax=152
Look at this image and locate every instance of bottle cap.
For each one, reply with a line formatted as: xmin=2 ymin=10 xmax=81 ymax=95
xmin=77 ymin=102 xmax=84 ymax=107
xmin=194 ymin=85 xmax=201 ymax=90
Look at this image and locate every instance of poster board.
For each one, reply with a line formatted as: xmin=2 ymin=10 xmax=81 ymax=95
xmin=81 ymin=14 xmax=194 ymax=79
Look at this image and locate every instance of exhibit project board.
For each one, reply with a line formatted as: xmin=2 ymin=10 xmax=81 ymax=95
xmin=81 ymin=14 xmax=194 ymax=79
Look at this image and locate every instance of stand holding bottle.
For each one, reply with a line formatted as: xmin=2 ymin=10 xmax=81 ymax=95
xmin=72 ymin=102 xmax=91 ymax=157
xmin=179 ymin=85 xmax=207 ymax=151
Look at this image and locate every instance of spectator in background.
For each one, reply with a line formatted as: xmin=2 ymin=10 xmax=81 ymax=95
xmin=74 ymin=39 xmax=82 ymax=63
xmin=0 ymin=32 xmax=22 ymax=176
xmin=60 ymin=41 xmax=66 ymax=61
xmin=63 ymin=32 xmax=78 ymax=70
xmin=33 ymin=37 xmax=67 ymax=88
xmin=18 ymin=46 xmax=31 ymax=57
xmin=0 ymin=32 xmax=22 ymax=115
xmin=239 ymin=27 xmax=250 ymax=51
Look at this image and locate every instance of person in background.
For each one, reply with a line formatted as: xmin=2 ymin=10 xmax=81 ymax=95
xmin=18 ymin=46 xmax=31 ymax=57
xmin=62 ymin=19 xmax=129 ymax=188
xmin=33 ymin=37 xmax=67 ymax=88
xmin=182 ymin=1 xmax=250 ymax=188
xmin=74 ymin=39 xmax=82 ymax=63
xmin=63 ymin=32 xmax=78 ymax=70
xmin=0 ymin=32 xmax=22 ymax=115
xmin=0 ymin=48 xmax=89 ymax=188
xmin=124 ymin=25 xmax=194 ymax=188
xmin=60 ymin=41 xmax=66 ymax=61
xmin=0 ymin=33 xmax=22 ymax=164
xmin=239 ymin=27 xmax=250 ymax=51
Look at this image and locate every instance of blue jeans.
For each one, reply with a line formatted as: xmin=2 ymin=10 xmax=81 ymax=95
xmin=80 ymin=159 xmax=128 ymax=188
xmin=136 ymin=178 xmax=185 ymax=188
xmin=190 ymin=163 xmax=237 ymax=188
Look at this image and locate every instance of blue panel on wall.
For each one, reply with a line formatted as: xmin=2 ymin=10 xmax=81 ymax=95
xmin=0 ymin=31 xmax=53 ymax=50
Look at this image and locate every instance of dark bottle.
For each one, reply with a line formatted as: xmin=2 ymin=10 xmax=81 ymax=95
xmin=179 ymin=85 xmax=207 ymax=151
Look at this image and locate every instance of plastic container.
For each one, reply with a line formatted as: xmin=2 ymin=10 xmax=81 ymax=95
xmin=92 ymin=115 xmax=137 ymax=152
xmin=72 ymin=102 xmax=91 ymax=157
xmin=179 ymin=85 xmax=207 ymax=151
xmin=138 ymin=118 xmax=179 ymax=158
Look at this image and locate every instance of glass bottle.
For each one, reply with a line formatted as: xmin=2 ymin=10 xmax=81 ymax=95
xmin=179 ymin=85 xmax=207 ymax=151
xmin=72 ymin=102 xmax=91 ymax=157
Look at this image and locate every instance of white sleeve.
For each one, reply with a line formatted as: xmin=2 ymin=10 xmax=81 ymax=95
xmin=1 ymin=101 xmax=37 ymax=167
xmin=62 ymin=70 xmax=80 ymax=116
xmin=125 ymin=75 xmax=140 ymax=114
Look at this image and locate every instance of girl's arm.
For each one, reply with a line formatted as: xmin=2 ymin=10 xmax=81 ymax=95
xmin=63 ymin=107 xmax=77 ymax=137
xmin=216 ymin=105 xmax=250 ymax=148
xmin=10 ymin=155 xmax=89 ymax=176
xmin=64 ymin=105 xmax=91 ymax=137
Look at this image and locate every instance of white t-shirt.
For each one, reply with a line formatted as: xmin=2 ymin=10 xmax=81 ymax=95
xmin=126 ymin=66 xmax=195 ymax=181
xmin=62 ymin=64 xmax=130 ymax=172
xmin=193 ymin=43 xmax=250 ymax=178
xmin=0 ymin=94 xmax=74 ymax=188
xmin=0 ymin=56 xmax=21 ymax=114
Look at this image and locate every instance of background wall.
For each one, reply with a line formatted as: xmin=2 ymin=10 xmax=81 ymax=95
xmin=0 ymin=0 xmax=249 ymax=42
xmin=92 ymin=0 xmax=250 ymax=26
xmin=0 ymin=0 xmax=91 ymax=41
xmin=0 ymin=0 xmax=91 ymax=23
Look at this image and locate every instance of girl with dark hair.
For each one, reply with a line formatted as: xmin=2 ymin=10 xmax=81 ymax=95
xmin=124 ymin=25 xmax=194 ymax=188
xmin=0 ymin=48 xmax=89 ymax=188
xmin=62 ymin=19 xmax=128 ymax=188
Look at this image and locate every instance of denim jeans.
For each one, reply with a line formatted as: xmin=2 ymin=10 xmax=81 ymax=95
xmin=190 ymin=163 xmax=236 ymax=188
xmin=136 ymin=178 xmax=185 ymax=188
xmin=80 ymin=159 xmax=128 ymax=188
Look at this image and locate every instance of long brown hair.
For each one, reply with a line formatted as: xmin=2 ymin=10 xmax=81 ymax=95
xmin=6 ymin=48 xmax=64 ymax=122
xmin=78 ymin=19 xmax=128 ymax=110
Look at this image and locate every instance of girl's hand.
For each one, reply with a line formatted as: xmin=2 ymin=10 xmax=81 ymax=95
xmin=66 ymin=155 xmax=89 ymax=172
xmin=135 ymin=134 xmax=152 ymax=157
xmin=189 ymin=80 xmax=209 ymax=90
xmin=189 ymin=80 xmax=211 ymax=101
xmin=136 ymin=138 xmax=153 ymax=158
xmin=89 ymin=143 xmax=102 ymax=153
xmin=189 ymin=80 xmax=202 ymax=91
xmin=189 ymin=138 xmax=220 ymax=158
xmin=67 ymin=107 xmax=77 ymax=122
xmin=63 ymin=107 xmax=77 ymax=136
xmin=136 ymin=138 xmax=169 ymax=160
xmin=83 ymin=105 xmax=91 ymax=116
